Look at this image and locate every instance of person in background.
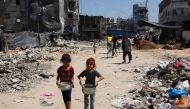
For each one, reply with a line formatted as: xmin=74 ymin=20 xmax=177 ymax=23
xmin=93 ymin=41 xmax=96 ymax=54
xmin=56 ymin=54 xmax=74 ymax=109
xmin=78 ymin=57 xmax=104 ymax=109
xmin=107 ymin=35 xmax=113 ymax=50
xmin=112 ymin=36 xmax=118 ymax=56
xmin=122 ymin=36 xmax=132 ymax=63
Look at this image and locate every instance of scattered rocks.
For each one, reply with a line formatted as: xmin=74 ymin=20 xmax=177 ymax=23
xmin=0 ymin=49 xmax=56 ymax=92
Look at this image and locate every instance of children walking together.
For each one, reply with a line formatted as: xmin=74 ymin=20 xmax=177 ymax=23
xmin=56 ymin=53 xmax=74 ymax=109
xmin=78 ymin=57 xmax=104 ymax=109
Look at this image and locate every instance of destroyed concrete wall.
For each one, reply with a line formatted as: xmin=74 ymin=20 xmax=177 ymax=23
xmin=0 ymin=0 xmax=29 ymax=32
xmin=8 ymin=32 xmax=40 ymax=49
xmin=28 ymin=0 xmax=61 ymax=33
xmin=0 ymin=0 xmax=79 ymax=34
xmin=64 ymin=0 xmax=79 ymax=34
xmin=133 ymin=4 xmax=148 ymax=32
xmin=79 ymin=15 xmax=107 ymax=40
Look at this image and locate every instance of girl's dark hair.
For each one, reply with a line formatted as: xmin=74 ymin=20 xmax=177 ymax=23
xmin=60 ymin=54 xmax=71 ymax=63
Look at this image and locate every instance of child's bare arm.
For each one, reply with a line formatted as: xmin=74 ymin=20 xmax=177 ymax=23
xmin=96 ymin=74 xmax=104 ymax=86
xmin=97 ymin=75 xmax=104 ymax=82
xmin=71 ymin=76 xmax=74 ymax=88
xmin=56 ymin=75 xmax=60 ymax=85
xmin=78 ymin=77 xmax=83 ymax=85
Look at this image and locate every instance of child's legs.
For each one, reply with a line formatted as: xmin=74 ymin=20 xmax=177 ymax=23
xmin=90 ymin=93 xmax=95 ymax=109
xmin=65 ymin=101 xmax=71 ymax=109
xmin=62 ymin=89 xmax=72 ymax=109
xmin=93 ymin=48 xmax=96 ymax=53
xmin=84 ymin=94 xmax=89 ymax=109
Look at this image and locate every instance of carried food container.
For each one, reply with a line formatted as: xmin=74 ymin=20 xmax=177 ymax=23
xmin=82 ymin=84 xmax=96 ymax=95
xmin=58 ymin=82 xmax=72 ymax=91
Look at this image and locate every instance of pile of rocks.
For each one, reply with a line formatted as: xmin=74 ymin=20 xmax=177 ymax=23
xmin=0 ymin=49 xmax=55 ymax=92
xmin=163 ymin=44 xmax=181 ymax=50
xmin=140 ymin=40 xmax=157 ymax=49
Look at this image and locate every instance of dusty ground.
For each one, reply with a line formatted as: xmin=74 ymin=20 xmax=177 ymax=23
xmin=0 ymin=45 xmax=189 ymax=109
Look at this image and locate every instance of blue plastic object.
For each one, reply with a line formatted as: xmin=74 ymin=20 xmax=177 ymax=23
xmin=167 ymin=88 xmax=188 ymax=99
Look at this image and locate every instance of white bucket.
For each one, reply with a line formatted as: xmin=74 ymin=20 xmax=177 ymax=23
xmin=58 ymin=82 xmax=72 ymax=91
xmin=82 ymin=84 xmax=96 ymax=95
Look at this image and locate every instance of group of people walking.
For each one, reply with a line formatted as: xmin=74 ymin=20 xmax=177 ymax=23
xmin=106 ymin=35 xmax=132 ymax=63
xmin=56 ymin=54 xmax=104 ymax=109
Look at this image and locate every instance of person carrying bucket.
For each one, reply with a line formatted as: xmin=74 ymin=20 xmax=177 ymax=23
xmin=56 ymin=53 xmax=74 ymax=109
xmin=78 ymin=57 xmax=104 ymax=109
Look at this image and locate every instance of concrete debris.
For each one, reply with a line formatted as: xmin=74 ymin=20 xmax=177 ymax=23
xmin=0 ymin=40 xmax=79 ymax=92
xmin=163 ymin=44 xmax=181 ymax=50
xmin=40 ymin=100 xmax=54 ymax=106
xmin=0 ymin=49 xmax=56 ymax=92
xmin=111 ymin=97 xmax=145 ymax=109
xmin=111 ymin=97 xmax=127 ymax=108
xmin=134 ymin=68 xmax=141 ymax=73
xmin=140 ymin=40 xmax=157 ymax=49
xmin=14 ymin=99 xmax=24 ymax=103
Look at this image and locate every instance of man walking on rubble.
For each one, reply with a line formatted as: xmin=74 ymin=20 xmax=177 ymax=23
xmin=122 ymin=36 xmax=132 ymax=63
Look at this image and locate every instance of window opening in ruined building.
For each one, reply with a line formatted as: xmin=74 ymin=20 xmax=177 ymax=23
xmin=167 ymin=11 xmax=170 ymax=16
xmin=69 ymin=2 xmax=75 ymax=11
xmin=16 ymin=0 xmax=21 ymax=5
xmin=181 ymin=9 xmax=184 ymax=14
xmin=173 ymin=9 xmax=177 ymax=15
xmin=188 ymin=2 xmax=190 ymax=5
xmin=5 ymin=13 xmax=10 ymax=19
xmin=68 ymin=13 xmax=74 ymax=19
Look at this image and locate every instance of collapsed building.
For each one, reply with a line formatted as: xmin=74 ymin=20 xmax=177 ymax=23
xmin=133 ymin=3 xmax=148 ymax=33
xmin=0 ymin=0 xmax=79 ymax=34
xmin=78 ymin=15 xmax=107 ymax=40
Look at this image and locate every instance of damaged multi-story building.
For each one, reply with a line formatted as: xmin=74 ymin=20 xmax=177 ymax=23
xmin=78 ymin=15 xmax=107 ymax=40
xmin=133 ymin=2 xmax=148 ymax=32
xmin=0 ymin=0 xmax=79 ymax=34
xmin=159 ymin=0 xmax=190 ymax=42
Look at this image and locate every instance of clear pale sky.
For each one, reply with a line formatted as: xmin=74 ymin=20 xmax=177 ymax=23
xmin=79 ymin=0 xmax=162 ymax=22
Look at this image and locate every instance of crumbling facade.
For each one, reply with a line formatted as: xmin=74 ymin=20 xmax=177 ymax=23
xmin=0 ymin=0 xmax=29 ymax=32
xmin=64 ymin=0 xmax=79 ymax=34
xmin=159 ymin=0 xmax=190 ymax=41
xmin=133 ymin=4 xmax=148 ymax=32
xmin=79 ymin=15 xmax=107 ymax=40
xmin=0 ymin=0 xmax=79 ymax=34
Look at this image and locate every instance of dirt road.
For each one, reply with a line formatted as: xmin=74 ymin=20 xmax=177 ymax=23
xmin=0 ymin=47 xmax=189 ymax=109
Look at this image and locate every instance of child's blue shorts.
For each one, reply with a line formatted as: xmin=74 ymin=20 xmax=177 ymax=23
xmin=62 ymin=89 xmax=72 ymax=102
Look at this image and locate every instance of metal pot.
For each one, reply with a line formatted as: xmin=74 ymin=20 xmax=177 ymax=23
xmin=58 ymin=82 xmax=72 ymax=91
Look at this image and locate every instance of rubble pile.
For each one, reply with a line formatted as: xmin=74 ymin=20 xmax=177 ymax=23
xmin=140 ymin=40 xmax=157 ymax=49
xmin=0 ymin=49 xmax=55 ymax=92
xmin=133 ymin=58 xmax=190 ymax=108
xmin=163 ymin=44 xmax=181 ymax=50
xmin=163 ymin=41 xmax=181 ymax=50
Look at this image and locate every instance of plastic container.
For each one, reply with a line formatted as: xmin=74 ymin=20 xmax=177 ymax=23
xmin=82 ymin=84 xmax=96 ymax=95
xmin=58 ymin=82 xmax=72 ymax=91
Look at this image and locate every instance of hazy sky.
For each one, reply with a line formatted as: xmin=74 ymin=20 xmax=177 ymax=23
xmin=79 ymin=0 xmax=162 ymax=22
